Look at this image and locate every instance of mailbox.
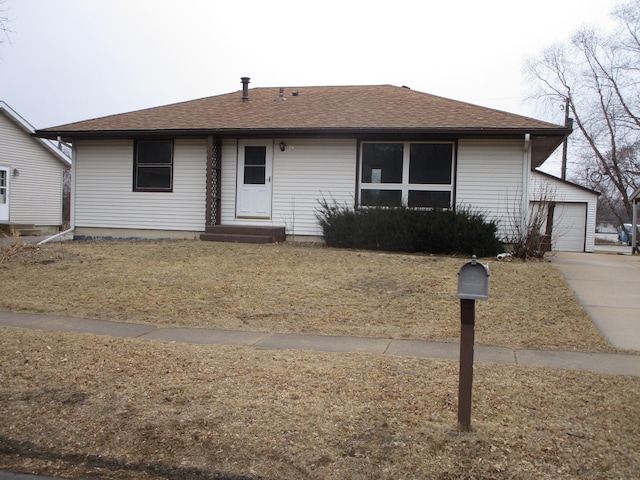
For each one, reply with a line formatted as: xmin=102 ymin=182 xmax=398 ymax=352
xmin=457 ymin=255 xmax=489 ymax=301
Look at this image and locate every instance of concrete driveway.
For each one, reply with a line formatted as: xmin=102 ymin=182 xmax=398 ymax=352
xmin=551 ymin=251 xmax=640 ymax=351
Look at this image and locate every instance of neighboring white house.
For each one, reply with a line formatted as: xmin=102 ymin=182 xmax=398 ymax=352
xmin=0 ymin=101 xmax=72 ymax=234
xmin=631 ymin=185 xmax=640 ymax=253
xmin=530 ymin=170 xmax=599 ymax=252
xmin=36 ymin=80 xmax=589 ymax=250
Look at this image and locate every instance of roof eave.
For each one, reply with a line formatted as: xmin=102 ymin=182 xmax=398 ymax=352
xmin=36 ymin=126 xmax=570 ymax=166
xmin=530 ymin=131 xmax=571 ymax=169
xmin=36 ymin=126 xmax=571 ymax=141
xmin=532 ymin=169 xmax=601 ymax=196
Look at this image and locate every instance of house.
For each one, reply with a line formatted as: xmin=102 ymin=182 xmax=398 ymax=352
xmin=529 ymin=170 xmax=599 ymax=252
xmin=36 ymin=79 xmax=593 ymax=250
xmin=0 ymin=101 xmax=72 ymax=236
xmin=631 ymin=185 xmax=640 ymax=253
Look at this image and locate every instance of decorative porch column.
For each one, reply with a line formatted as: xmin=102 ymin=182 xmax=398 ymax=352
xmin=206 ymin=135 xmax=222 ymax=226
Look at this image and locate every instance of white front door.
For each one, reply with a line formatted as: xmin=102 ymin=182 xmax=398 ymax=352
xmin=0 ymin=167 xmax=9 ymax=222
xmin=236 ymin=140 xmax=273 ymax=219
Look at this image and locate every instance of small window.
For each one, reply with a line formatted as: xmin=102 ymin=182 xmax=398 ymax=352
xmin=362 ymin=143 xmax=403 ymax=183
xmin=409 ymin=144 xmax=453 ymax=184
xmin=361 ymin=189 xmax=403 ymax=207
xmin=408 ymin=190 xmax=451 ymax=208
xmin=134 ymin=140 xmax=173 ymax=191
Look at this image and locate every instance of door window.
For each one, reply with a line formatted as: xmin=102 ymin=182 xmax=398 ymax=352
xmin=0 ymin=170 xmax=6 ymax=204
xmin=243 ymin=146 xmax=267 ymax=184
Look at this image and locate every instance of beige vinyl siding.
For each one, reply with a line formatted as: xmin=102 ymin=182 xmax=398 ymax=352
xmin=456 ymin=139 xmax=525 ymax=240
xmin=220 ymin=139 xmax=238 ymax=224
xmin=74 ymin=139 xmax=206 ymax=231
xmin=272 ymin=139 xmax=356 ymax=236
xmin=530 ymin=171 xmax=597 ymax=252
xmin=0 ymin=112 xmax=65 ymax=225
xmin=221 ymin=138 xmax=357 ymax=237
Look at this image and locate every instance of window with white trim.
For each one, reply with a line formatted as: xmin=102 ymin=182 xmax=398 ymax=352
xmin=359 ymin=142 xmax=454 ymax=207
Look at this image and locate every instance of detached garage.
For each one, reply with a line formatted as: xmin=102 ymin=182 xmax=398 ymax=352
xmin=530 ymin=171 xmax=599 ymax=252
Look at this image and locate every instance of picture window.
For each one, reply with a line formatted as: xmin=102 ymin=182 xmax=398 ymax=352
xmin=360 ymin=142 xmax=454 ymax=207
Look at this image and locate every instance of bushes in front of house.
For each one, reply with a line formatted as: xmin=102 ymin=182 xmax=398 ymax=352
xmin=316 ymin=200 xmax=503 ymax=257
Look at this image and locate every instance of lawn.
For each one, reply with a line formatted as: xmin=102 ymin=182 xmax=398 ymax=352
xmin=0 ymin=240 xmax=615 ymax=351
xmin=0 ymin=240 xmax=638 ymax=479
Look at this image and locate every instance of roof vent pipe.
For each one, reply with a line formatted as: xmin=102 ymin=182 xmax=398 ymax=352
xmin=241 ymin=77 xmax=250 ymax=102
xmin=275 ymin=87 xmax=286 ymax=102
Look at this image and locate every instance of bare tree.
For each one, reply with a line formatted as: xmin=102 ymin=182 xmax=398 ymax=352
xmin=0 ymin=21 xmax=6 ymax=45
xmin=525 ymin=1 xmax=640 ymax=227
xmin=0 ymin=0 xmax=13 ymax=46
xmin=503 ymin=184 xmax=559 ymax=259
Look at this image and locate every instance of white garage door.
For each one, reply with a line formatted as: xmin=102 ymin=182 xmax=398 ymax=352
xmin=552 ymin=203 xmax=587 ymax=252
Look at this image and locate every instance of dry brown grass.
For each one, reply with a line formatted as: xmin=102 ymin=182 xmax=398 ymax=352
xmin=0 ymin=240 xmax=613 ymax=352
xmin=1 ymin=240 xmax=637 ymax=479
xmin=0 ymin=328 xmax=638 ymax=480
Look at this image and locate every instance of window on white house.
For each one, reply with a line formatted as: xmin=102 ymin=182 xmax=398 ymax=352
xmin=134 ymin=140 xmax=173 ymax=192
xmin=0 ymin=170 xmax=6 ymax=204
xmin=360 ymin=142 xmax=454 ymax=208
xmin=243 ymin=146 xmax=267 ymax=184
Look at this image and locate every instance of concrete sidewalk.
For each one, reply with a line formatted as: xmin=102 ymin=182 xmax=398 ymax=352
xmin=551 ymin=251 xmax=640 ymax=352
xmin=0 ymin=310 xmax=638 ymax=377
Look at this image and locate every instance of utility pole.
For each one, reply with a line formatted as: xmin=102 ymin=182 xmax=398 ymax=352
xmin=561 ymin=97 xmax=573 ymax=181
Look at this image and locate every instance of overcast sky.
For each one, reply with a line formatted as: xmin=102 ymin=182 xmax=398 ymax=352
xmin=0 ymin=0 xmax=621 ymax=174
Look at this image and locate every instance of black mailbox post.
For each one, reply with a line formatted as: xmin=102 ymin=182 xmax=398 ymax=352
xmin=456 ymin=255 xmax=489 ymax=432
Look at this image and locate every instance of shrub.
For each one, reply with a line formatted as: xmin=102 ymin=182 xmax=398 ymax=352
xmin=316 ymin=199 xmax=502 ymax=256
xmin=502 ymin=186 xmax=556 ymax=260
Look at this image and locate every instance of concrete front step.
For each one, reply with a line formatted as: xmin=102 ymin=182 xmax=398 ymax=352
xmin=200 ymin=225 xmax=286 ymax=244
xmin=0 ymin=224 xmax=41 ymax=237
xmin=16 ymin=229 xmax=42 ymax=236
xmin=200 ymin=233 xmax=275 ymax=244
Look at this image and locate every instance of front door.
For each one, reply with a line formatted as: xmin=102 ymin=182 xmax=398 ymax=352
xmin=0 ymin=167 xmax=9 ymax=222
xmin=236 ymin=140 xmax=273 ymax=219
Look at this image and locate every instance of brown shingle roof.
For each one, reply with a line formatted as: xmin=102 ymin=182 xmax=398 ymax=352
xmin=37 ymin=84 xmax=566 ymax=137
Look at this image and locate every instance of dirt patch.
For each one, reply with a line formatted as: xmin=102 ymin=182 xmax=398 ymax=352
xmin=0 ymin=328 xmax=638 ymax=479
xmin=0 ymin=240 xmax=614 ymax=352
